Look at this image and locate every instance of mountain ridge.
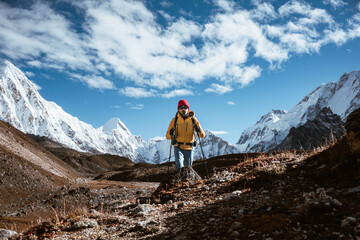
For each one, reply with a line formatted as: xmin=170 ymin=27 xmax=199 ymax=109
xmin=237 ymin=70 xmax=360 ymax=152
xmin=0 ymin=60 xmax=237 ymax=163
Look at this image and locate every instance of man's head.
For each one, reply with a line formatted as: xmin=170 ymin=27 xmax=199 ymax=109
xmin=178 ymin=99 xmax=189 ymax=116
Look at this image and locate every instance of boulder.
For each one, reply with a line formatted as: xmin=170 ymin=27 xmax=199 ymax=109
xmin=170 ymin=166 xmax=202 ymax=184
xmin=152 ymin=167 xmax=202 ymax=203
xmin=0 ymin=229 xmax=17 ymax=240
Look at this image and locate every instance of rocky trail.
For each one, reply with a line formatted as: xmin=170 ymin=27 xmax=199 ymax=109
xmin=1 ymin=108 xmax=360 ymax=240
xmin=4 ymin=138 xmax=359 ymax=240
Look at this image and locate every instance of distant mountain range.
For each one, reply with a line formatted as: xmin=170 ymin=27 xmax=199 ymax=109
xmin=1 ymin=60 xmax=359 ymax=162
xmin=0 ymin=60 xmax=237 ymax=163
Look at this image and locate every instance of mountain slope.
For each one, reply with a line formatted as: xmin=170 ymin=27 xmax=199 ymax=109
xmin=0 ymin=119 xmax=79 ymax=179
xmin=237 ymin=71 xmax=360 ymax=152
xmin=29 ymin=134 xmax=134 ymax=176
xmin=236 ymin=109 xmax=288 ymax=151
xmin=274 ymin=107 xmax=345 ymax=151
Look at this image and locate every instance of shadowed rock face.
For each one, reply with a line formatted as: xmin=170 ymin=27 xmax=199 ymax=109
xmin=345 ymin=107 xmax=360 ymax=153
xmin=275 ymin=107 xmax=345 ymax=151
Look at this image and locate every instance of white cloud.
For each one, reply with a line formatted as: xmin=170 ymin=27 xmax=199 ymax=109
xmin=324 ymin=28 xmax=347 ymax=45
xmin=214 ymin=0 xmax=235 ymax=12
xmin=279 ymin=0 xmax=311 ymax=16
xmin=110 ymin=105 xmax=121 ymax=109
xmin=70 ymin=73 xmax=115 ymax=90
xmin=32 ymin=82 xmax=42 ymax=91
xmin=0 ymin=0 xmax=359 ymax=96
xmin=205 ymin=83 xmax=232 ymax=94
xmin=278 ymin=1 xmax=334 ymax=26
xmin=223 ymin=65 xmax=262 ymax=85
xmin=131 ymin=104 xmax=144 ymax=110
xmin=161 ymin=89 xmax=194 ymax=98
xmin=250 ymin=2 xmax=277 ymax=21
xmin=158 ymin=10 xmax=176 ymax=22
xmin=210 ymin=130 xmax=228 ymax=135
xmin=25 ymin=71 xmax=35 ymax=77
xmin=265 ymin=2 xmax=339 ymax=55
xmin=159 ymin=1 xmax=173 ymax=8
xmin=0 ymin=2 xmax=90 ymax=70
xmin=227 ymin=101 xmax=235 ymax=105
xmin=126 ymin=102 xmax=144 ymax=110
xmin=119 ymin=87 xmax=157 ymax=98
xmin=322 ymin=0 xmax=347 ymax=9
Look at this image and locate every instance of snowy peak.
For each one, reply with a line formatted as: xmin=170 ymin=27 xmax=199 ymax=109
xmin=237 ymin=70 xmax=360 ymax=152
xmin=1 ymin=60 xmax=38 ymax=92
xmin=256 ymin=109 xmax=287 ymax=125
xmin=0 ymin=60 xmax=141 ymax=159
xmin=0 ymin=60 xmax=46 ymax=132
xmin=102 ymin=118 xmax=131 ymax=135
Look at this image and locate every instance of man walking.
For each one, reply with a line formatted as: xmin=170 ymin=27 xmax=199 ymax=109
xmin=166 ymin=99 xmax=205 ymax=170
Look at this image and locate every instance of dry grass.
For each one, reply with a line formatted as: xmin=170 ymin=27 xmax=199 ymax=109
xmin=224 ymin=141 xmax=339 ymax=177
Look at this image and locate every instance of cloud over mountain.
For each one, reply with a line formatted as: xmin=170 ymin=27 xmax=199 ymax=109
xmin=0 ymin=0 xmax=359 ymax=97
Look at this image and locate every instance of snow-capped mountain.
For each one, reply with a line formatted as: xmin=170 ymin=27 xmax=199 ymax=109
xmin=237 ymin=71 xmax=360 ymax=152
xmin=0 ymin=60 xmax=238 ymax=163
xmin=237 ymin=109 xmax=288 ymax=151
xmin=0 ymin=60 xmax=141 ymax=159
xmin=137 ymin=130 xmax=240 ymax=164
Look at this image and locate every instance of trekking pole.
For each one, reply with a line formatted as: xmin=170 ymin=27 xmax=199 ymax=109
xmin=168 ymin=112 xmax=178 ymax=174
xmin=167 ymin=143 xmax=172 ymax=174
xmin=196 ymin=131 xmax=209 ymax=178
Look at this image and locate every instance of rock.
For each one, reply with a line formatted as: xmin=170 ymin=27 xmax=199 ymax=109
xmin=178 ymin=202 xmax=186 ymax=208
xmin=172 ymin=166 xmax=202 ymax=184
xmin=346 ymin=186 xmax=360 ymax=194
xmin=70 ymin=219 xmax=98 ymax=230
xmin=134 ymin=221 xmax=147 ymax=231
xmin=345 ymin=107 xmax=360 ymax=152
xmin=129 ymin=204 xmax=156 ymax=217
xmin=298 ymin=188 xmax=342 ymax=215
xmin=0 ymin=229 xmax=17 ymax=240
xmin=354 ymin=224 xmax=360 ymax=234
xmin=137 ymin=196 xmax=151 ymax=204
xmin=146 ymin=221 xmax=160 ymax=228
xmin=230 ymin=230 xmax=240 ymax=238
xmin=224 ymin=190 xmax=242 ymax=200
xmin=89 ymin=209 xmax=102 ymax=217
xmin=152 ymin=167 xmax=202 ymax=203
xmin=341 ymin=217 xmax=356 ymax=227
xmin=231 ymin=222 xmax=242 ymax=229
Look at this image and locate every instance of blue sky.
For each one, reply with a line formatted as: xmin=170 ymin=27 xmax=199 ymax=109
xmin=0 ymin=0 xmax=359 ymax=144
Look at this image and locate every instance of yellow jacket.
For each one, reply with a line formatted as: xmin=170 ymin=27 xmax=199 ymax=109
xmin=166 ymin=111 xmax=205 ymax=150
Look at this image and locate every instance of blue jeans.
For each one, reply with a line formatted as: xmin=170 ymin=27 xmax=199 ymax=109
xmin=174 ymin=147 xmax=193 ymax=170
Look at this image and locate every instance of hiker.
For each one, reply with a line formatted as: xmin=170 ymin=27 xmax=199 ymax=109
xmin=166 ymin=99 xmax=205 ymax=170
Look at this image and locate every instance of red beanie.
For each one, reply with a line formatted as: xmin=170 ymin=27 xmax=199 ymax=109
xmin=178 ymin=99 xmax=190 ymax=110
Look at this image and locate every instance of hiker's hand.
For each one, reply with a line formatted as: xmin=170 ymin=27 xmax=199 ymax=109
xmin=194 ymin=124 xmax=201 ymax=132
xmin=169 ymin=127 xmax=175 ymax=136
